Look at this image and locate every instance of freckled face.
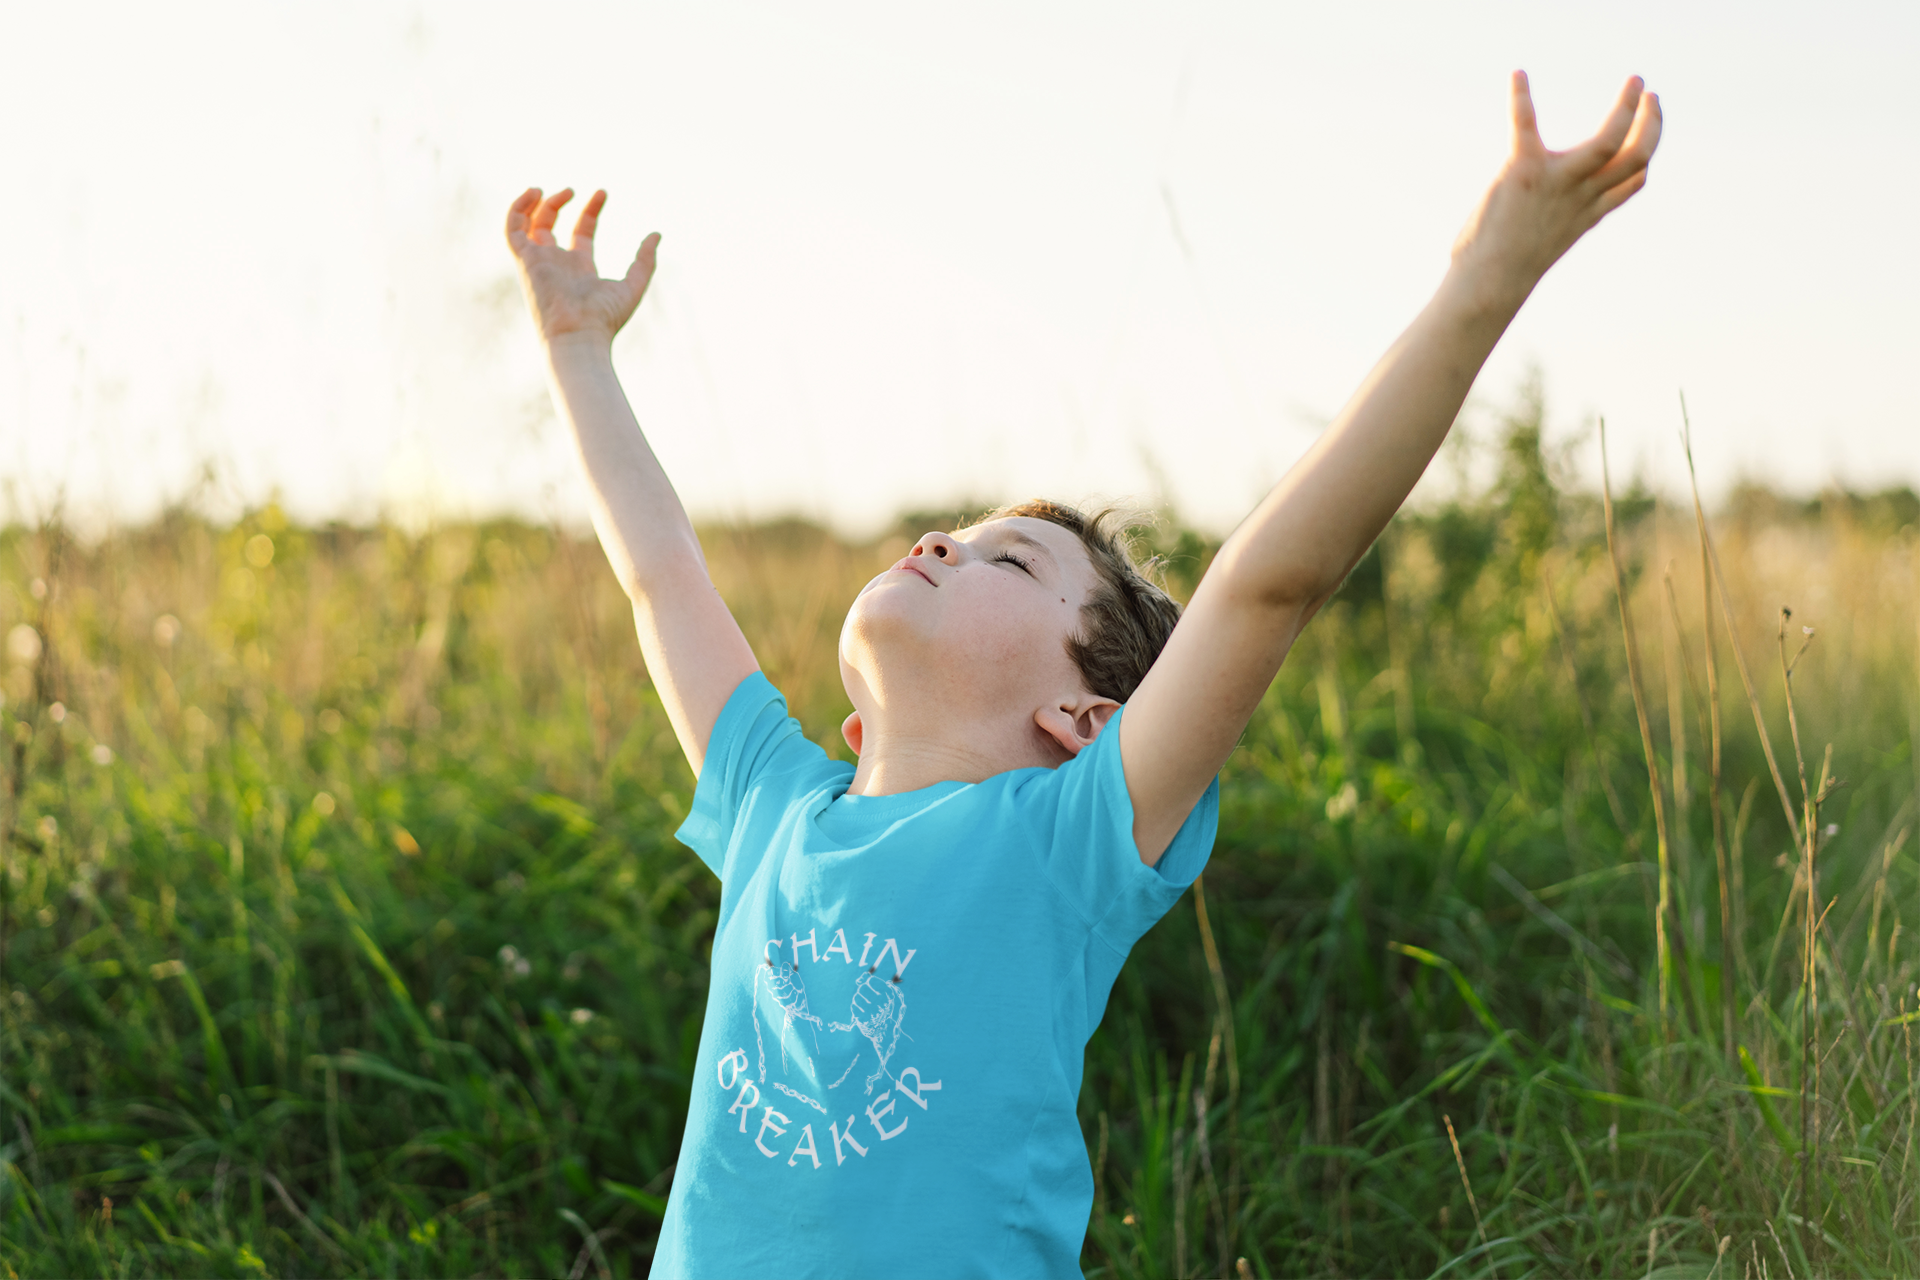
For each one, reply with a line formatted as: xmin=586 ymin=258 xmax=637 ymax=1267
xmin=839 ymin=517 xmax=1098 ymax=710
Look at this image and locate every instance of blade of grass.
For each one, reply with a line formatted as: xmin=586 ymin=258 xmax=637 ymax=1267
xmin=1388 ymin=942 xmax=1505 ymax=1041
xmin=1739 ymin=1046 xmax=1796 ymax=1148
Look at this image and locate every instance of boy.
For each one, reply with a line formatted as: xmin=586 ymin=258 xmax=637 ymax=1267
xmin=507 ymin=72 xmax=1660 ymax=1277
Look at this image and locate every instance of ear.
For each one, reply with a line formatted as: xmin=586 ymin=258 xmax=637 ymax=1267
xmin=1034 ymin=696 xmax=1121 ymax=759
xmin=841 ymin=710 xmax=864 ymax=756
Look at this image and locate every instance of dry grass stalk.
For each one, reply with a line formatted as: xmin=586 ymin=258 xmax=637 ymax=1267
xmin=1600 ymin=420 xmax=1680 ymax=1027
xmin=1664 ymin=562 xmax=1741 ymax=1067
xmin=1679 ymin=396 xmax=1802 ymax=851
xmin=1904 ymin=1006 xmax=1917 ymax=1230
xmin=1680 ymin=426 xmax=1741 ymax=1065
xmin=1863 ymin=831 xmax=1904 ymax=990
xmin=1543 ymin=566 xmax=1633 ymax=833
xmin=1661 ymin=565 xmax=1695 ymax=845
xmin=1190 ymin=873 xmax=1239 ymax=1271
xmin=1730 ymin=780 xmax=1760 ymax=992
xmin=1775 ymin=609 xmax=1833 ymax=1267
xmin=1191 ymin=875 xmax=1239 ymax=1103
xmin=1192 ymin=1088 xmax=1228 ymax=1280
xmin=1765 ymin=1216 xmax=1797 ymax=1280
xmin=1442 ymin=1113 xmax=1489 ymax=1256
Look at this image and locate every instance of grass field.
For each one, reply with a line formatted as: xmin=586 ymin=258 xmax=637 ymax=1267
xmin=2 ymin=414 xmax=1918 ymax=1277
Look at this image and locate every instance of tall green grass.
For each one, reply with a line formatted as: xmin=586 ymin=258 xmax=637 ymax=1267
xmin=2 ymin=420 xmax=1916 ymax=1276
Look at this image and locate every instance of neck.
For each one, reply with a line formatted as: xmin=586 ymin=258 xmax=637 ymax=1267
xmin=844 ymin=735 xmax=997 ymax=798
xmin=843 ymin=705 xmax=1066 ymax=798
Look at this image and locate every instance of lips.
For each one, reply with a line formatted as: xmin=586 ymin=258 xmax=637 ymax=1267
xmin=889 ymin=560 xmax=935 ymax=586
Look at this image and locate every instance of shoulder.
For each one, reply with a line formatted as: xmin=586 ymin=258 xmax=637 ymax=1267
xmin=678 ymin=673 xmax=849 ymax=871
xmin=705 ymin=673 xmax=839 ymax=781
xmin=1006 ymin=709 xmax=1220 ymax=938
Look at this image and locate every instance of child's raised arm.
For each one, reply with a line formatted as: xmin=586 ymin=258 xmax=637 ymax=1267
xmin=507 ymin=188 xmax=759 ymax=774
xmin=1120 ymin=73 xmax=1662 ymax=861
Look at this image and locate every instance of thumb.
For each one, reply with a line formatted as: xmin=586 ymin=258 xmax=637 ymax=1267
xmin=622 ymin=231 xmax=662 ymax=303
xmin=1510 ymin=69 xmax=1543 ymax=156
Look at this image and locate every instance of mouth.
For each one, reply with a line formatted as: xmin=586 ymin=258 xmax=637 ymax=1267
xmin=889 ymin=560 xmax=935 ymax=586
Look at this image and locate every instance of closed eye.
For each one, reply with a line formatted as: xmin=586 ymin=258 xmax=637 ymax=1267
xmin=993 ymin=552 xmax=1034 ymax=575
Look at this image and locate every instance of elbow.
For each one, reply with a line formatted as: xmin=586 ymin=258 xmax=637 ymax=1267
xmin=1211 ymin=542 xmax=1343 ymax=616
xmin=614 ymin=572 xmax=649 ymax=605
xmin=609 ymin=529 xmax=712 ymax=600
xmin=1266 ymin=570 xmax=1344 ymax=615
xmin=619 ymin=547 xmax=716 ymax=606
xmin=1259 ymin=582 xmax=1339 ymax=630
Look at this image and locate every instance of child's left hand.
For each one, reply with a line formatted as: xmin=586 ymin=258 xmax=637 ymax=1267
xmin=1451 ymin=72 xmax=1662 ymax=304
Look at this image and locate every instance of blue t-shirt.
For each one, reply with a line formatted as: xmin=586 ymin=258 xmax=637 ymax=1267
xmin=652 ymin=673 xmax=1218 ymax=1278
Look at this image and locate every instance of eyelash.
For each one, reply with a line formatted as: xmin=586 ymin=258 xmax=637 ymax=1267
xmin=994 ymin=552 xmax=1033 ymax=575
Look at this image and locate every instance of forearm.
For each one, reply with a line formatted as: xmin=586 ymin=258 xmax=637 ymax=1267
xmin=544 ymin=332 xmax=707 ymax=597
xmin=509 ymin=191 xmax=757 ymax=771
xmin=1213 ymin=260 xmax=1531 ymax=607
xmin=543 ymin=330 xmax=758 ymax=767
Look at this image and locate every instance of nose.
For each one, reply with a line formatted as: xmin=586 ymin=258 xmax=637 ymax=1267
xmin=911 ymin=531 xmax=960 ymax=563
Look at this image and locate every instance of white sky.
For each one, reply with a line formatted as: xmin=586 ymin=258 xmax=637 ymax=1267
xmin=3 ymin=1 xmax=1916 ymax=534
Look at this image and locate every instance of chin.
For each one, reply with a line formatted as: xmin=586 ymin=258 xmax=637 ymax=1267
xmin=839 ymin=594 xmax=921 ymax=686
xmin=843 ymin=578 xmax=935 ymax=645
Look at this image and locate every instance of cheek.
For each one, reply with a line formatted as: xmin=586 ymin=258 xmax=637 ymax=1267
xmin=951 ymin=587 xmax=1073 ymax=668
xmin=839 ymin=573 xmax=1077 ymax=685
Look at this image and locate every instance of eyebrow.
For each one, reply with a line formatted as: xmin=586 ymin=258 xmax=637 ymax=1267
xmin=997 ymin=529 xmax=1057 ymax=561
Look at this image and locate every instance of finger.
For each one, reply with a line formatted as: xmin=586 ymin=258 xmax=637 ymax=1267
xmin=1565 ymin=76 xmax=1645 ymax=178
xmin=505 ymin=187 xmax=541 ymax=252
xmin=1510 ymin=70 xmax=1543 ymax=156
xmin=621 ymin=230 xmax=662 ymax=302
xmin=1586 ymin=91 xmax=1662 ymax=193
xmin=569 ymin=189 xmax=607 ymax=253
xmin=532 ymin=187 xmax=573 ymax=238
xmin=1590 ymin=167 xmax=1649 ymax=220
xmin=530 ymin=188 xmax=574 ymax=243
xmin=1621 ymin=90 xmax=1663 ymax=165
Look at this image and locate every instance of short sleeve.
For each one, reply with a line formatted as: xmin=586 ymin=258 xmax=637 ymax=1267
xmin=1029 ymin=705 xmax=1220 ymax=954
xmin=674 ymin=672 xmax=840 ymax=879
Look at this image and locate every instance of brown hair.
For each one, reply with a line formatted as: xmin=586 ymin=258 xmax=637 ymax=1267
xmin=976 ymin=499 xmax=1182 ymax=703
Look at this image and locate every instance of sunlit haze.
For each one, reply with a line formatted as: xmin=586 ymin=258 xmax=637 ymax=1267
xmin=5 ymin=1 xmax=1915 ymax=533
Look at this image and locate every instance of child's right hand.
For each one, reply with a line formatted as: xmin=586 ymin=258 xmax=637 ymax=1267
xmin=506 ymin=188 xmax=660 ymax=345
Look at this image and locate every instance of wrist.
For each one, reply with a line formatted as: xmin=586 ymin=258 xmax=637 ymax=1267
xmin=544 ymin=327 xmax=618 ymax=357
xmin=1434 ymin=251 xmax=1537 ymax=333
xmin=543 ymin=329 xmax=621 ymax=392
